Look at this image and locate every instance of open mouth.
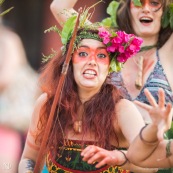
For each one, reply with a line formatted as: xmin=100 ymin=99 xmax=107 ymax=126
xmin=83 ymin=70 xmax=97 ymax=77
xmin=140 ymin=17 xmax=153 ymax=24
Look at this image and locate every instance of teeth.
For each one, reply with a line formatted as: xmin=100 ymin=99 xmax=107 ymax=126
xmin=84 ymin=70 xmax=96 ymax=75
xmin=141 ymin=17 xmax=151 ymax=20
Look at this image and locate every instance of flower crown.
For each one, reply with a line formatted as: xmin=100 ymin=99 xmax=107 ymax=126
xmin=44 ymin=1 xmax=143 ymax=72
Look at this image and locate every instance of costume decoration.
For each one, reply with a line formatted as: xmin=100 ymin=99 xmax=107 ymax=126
xmin=44 ymin=1 xmax=142 ymax=72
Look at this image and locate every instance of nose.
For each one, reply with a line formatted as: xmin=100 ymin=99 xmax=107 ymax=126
xmin=141 ymin=4 xmax=150 ymax=13
xmin=87 ymin=55 xmax=97 ymax=66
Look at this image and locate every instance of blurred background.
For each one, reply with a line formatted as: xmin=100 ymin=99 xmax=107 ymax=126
xmin=2 ymin=0 xmax=112 ymax=70
xmin=0 ymin=0 xmax=111 ymax=172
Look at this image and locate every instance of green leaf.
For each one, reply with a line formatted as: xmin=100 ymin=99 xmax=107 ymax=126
xmin=0 ymin=7 xmax=14 ymax=16
xmin=44 ymin=25 xmax=61 ymax=35
xmin=169 ymin=4 xmax=173 ymax=29
xmin=103 ymin=1 xmax=119 ymax=28
xmin=101 ymin=17 xmax=112 ymax=27
xmin=0 ymin=0 xmax=5 ymax=6
xmin=109 ymin=58 xmax=122 ymax=73
xmin=132 ymin=0 xmax=142 ymax=7
xmin=61 ymin=15 xmax=77 ymax=45
xmin=161 ymin=7 xmax=170 ymax=28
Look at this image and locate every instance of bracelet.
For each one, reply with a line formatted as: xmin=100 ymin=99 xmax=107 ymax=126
xmin=116 ymin=150 xmax=129 ymax=167
xmin=166 ymin=140 xmax=172 ymax=158
xmin=139 ymin=124 xmax=159 ymax=145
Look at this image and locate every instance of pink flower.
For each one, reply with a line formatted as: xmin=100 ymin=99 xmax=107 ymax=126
xmin=118 ymin=46 xmax=125 ymax=53
xmin=107 ymin=45 xmax=116 ymax=52
xmin=97 ymin=27 xmax=143 ymax=67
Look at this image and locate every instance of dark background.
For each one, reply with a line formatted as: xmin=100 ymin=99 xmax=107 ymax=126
xmin=2 ymin=0 xmax=112 ymax=71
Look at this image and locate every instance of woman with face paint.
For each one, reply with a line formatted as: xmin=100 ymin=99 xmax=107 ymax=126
xmin=50 ymin=0 xmax=173 ymax=128
xmin=49 ymin=0 xmax=173 ymax=172
xmin=17 ymin=8 xmax=167 ymax=172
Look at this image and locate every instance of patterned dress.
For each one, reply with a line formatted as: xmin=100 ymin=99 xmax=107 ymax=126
xmin=46 ymin=140 xmax=131 ymax=173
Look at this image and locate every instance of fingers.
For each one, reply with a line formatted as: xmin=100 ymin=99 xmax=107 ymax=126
xmin=165 ymin=103 xmax=172 ymax=116
xmin=144 ymin=88 xmax=157 ymax=107
xmin=81 ymin=145 xmax=98 ymax=161
xmin=134 ymin=100 xmax=151 ymax=112
xmin=158 ymin=88 xmax=165 ymax=108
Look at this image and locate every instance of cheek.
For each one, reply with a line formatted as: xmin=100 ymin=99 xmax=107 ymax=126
xmin=97 ymin=58 xmax=110 ymax=65
xmin=72 ymin=56 xmax=86 ymax=64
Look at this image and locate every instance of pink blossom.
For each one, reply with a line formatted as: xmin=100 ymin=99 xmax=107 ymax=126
xmin=97 ymin=27 xmax=143 ymax=66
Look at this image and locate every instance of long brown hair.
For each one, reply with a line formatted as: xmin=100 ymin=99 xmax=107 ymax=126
xmin=36 ymin=29 xmax=122 ymax=155
xmin=117 ymin=0 xmax=172 ymax=48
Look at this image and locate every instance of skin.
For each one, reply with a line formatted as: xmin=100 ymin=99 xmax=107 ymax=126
xmin=127 ymin=88 xmax=173 ymax=168
xmin=130 ymin=0 xmax=162 ymax=41
xmin=81 ymin=88 xmax=172 ymax=170
xmin=72 ymin=39 xmax=110 ymax=100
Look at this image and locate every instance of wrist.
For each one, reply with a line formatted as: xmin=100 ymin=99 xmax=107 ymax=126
xmin=140 ymin=124 xmax=159 ymax=145
xmin=114 ymin=150 xmax=128 ymax=167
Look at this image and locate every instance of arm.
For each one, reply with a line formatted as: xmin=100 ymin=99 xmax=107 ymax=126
xmin=81 ymin=99 xmax=159 ymax=172
xmin=18 ymin=93 xmax=48 ymax=173
xmin=127 ymin=88 xmax=173 ymax=168
xmin=50 ymin=0 xmax=78 ymax=27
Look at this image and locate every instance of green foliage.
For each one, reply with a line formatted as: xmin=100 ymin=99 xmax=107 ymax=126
xmin=44 ymin=25 xmax=61 ymax=36
xmin=132 ymin=0 xmax=142 ymax=7
xmin=0 ymin=0 xmax=5 ymax=5
xmin=0 ymin=0 xmax=14 ymax=17
xmin=42 ymin=49 xmax=57 ymax=63
xmin=161 ymin=3 xmax=173 ymax=30
xmin=109 ymin=57 xmax=122 ymax=72
xmin=101 ymin=1 xmax=120 ymax=28
xmin=61 ymin=15 xmax=77 ymax=45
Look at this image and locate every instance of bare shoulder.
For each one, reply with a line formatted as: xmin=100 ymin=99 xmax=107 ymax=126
xmin=116 ymin=98 xmax=136 ymax=111
xmin=115 ymin=98 xmax=143 ymax=122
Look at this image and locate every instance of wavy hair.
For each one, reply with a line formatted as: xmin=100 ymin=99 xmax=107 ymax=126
xmin=36 ymin=29 xmax=122 ymax=155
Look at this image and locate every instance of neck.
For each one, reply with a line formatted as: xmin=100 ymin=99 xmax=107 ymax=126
xmin=141 ymin=35 xmax=158 ymax=47
xmin=78 ymin=88 xmax=100 ymax=103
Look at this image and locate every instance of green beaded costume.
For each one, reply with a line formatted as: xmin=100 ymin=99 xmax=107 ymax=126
xmin=46 ymin=140 xmax=131 ymax=173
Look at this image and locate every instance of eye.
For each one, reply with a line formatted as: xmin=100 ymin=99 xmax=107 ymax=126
xmin=150 ymin=0 xmax=161 ymax=7
xmin=97 ymin=53 xmax=107 ymax=58
xmin=79 ymin=52 xmax=88 ymax=57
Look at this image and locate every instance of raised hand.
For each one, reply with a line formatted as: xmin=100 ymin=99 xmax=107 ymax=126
xmin=134 ymin=88 xmax=173 ymax=140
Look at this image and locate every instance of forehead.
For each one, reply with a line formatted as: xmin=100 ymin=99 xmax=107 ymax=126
xmin=78 ymin=39 xmax=106 ymax=49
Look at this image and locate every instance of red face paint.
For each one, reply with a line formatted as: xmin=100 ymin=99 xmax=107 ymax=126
xmin=130 ymin=0 xmax=162 ymax=12
xmin=72 ymin=46 xmax=110 ymax=65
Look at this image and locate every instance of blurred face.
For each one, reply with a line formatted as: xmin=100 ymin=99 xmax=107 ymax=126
xmin=130 ymin=0 xmax=163 ymax=38
xmin=72 ymin=39 xmax=110 ymax=94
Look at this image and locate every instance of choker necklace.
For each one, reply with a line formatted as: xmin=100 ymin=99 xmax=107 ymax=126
xmin=139 ymin=44 xmax=157 ymax=53
xmin=73 ymin=120 xmax=82 ymax=133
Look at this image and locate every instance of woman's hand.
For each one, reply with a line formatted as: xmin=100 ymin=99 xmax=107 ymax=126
xmin=134 ymin=88 xmax=173 ymax=140
xmin=81 ymin=145 xmax=126 ymax=168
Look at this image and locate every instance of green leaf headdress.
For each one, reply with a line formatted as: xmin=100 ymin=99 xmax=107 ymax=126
xmin=44 ymin=1 xmax=143 ymax=72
